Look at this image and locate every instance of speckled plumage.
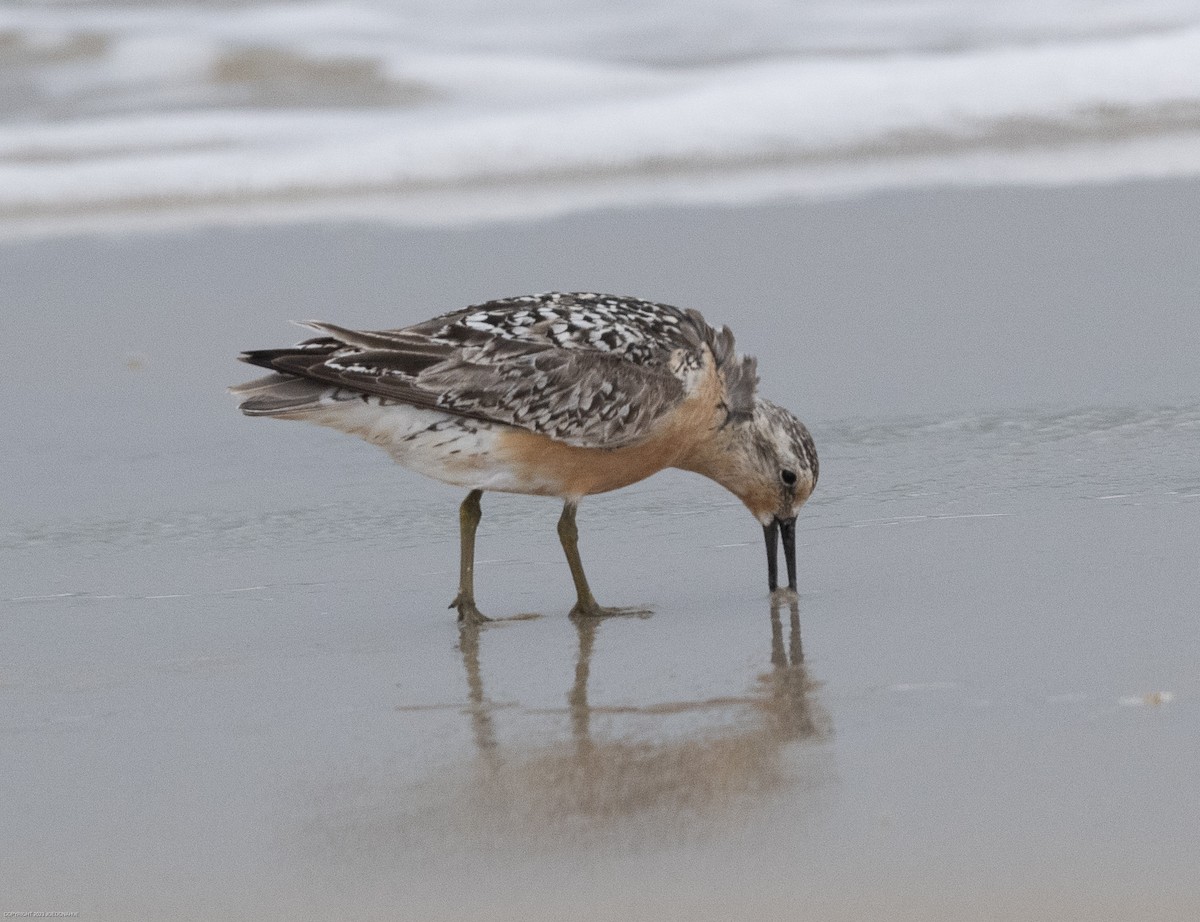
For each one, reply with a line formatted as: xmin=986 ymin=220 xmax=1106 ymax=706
xmin=237 ymin=291 xmax=759 ymax=449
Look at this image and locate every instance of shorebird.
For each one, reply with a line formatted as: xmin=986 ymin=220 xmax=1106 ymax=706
xmin=232 ymin=292 xmax=817 ymax=623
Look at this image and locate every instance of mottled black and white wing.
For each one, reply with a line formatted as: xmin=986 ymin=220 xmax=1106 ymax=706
xmin=234 ymin=292 xmax=758 ymax=449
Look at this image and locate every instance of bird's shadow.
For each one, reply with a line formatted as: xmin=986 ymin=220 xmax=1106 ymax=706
xmin=479 ymin=611 xmax=544 ymax=624
xmin=469 ymin=604 xmax=654 ymax=627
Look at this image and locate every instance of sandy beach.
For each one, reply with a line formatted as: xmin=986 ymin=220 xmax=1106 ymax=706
xmin=3 ymin=180 xmax=1199 ymax=920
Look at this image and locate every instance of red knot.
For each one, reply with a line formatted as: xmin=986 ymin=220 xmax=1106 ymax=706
xmin=232 ymin=292 xmax=817 ymax=623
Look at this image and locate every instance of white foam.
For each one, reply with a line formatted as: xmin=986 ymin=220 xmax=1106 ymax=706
xmin=4 ymin=2 xmax=1200 ymax=235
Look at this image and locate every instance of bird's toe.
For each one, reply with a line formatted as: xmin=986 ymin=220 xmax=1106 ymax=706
xmin=568 ymin=601 xmax=652 ymax=620
xmin=451 ymin=595 xmax=492 ymax=625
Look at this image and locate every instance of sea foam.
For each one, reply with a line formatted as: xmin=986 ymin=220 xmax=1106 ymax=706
xmin=3 ymin=0 xmax=1200 ymax=234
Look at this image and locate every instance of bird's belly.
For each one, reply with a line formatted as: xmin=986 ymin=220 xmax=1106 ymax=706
xmin=297 ymin=400 xmax=543 ymax=493
xmin=293 ymin=397 xmax=701 ymax=499
xmin=495 ymin=426 xmax=688 ymax=499
xmin=491 ymin=384 xmax=721 ymax=500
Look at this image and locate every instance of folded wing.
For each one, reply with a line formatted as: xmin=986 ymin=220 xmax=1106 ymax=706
xmin=238 ymin=324 xmax=688 ymax=449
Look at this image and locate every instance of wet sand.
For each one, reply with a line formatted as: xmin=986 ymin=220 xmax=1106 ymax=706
xmin=3 ymin=181 xmax=1200 ymax=920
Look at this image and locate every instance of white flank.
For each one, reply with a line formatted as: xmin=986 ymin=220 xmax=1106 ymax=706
xmin=299 ymin=401 xmax=546 ymax=494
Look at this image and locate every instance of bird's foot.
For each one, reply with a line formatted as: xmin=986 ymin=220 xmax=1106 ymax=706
xmin=450 ymin=594 xmax=492 ymax=625
xmin=770 ymin=587 xmax=800 ymax=605
xmin=569 ymin=599 xmax=652 ymax=620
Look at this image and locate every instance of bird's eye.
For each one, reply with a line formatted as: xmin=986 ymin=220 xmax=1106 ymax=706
xmin=780 ymin=469 xmax=797 ymax=486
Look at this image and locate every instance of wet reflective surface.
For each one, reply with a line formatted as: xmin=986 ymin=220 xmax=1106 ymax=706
xmin=429 ymin=600 xmax=826 ymax=840
xmin=4 ymin=187 xmax=1200 ymax=919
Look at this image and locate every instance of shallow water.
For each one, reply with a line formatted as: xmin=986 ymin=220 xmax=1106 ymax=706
xmin=3 ymin=187 xmax=1199 ymax=919
xmin=5 ymin=402 xmax=1198 ymax=920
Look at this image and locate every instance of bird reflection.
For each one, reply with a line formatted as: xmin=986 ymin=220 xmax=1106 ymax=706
xmin=762 ymin=596 xmax=823 ymax=743
xmin=451 ymin=598 xmax=829 ymax=835
xmin=456 ymin=617 xmax=499 ymax=758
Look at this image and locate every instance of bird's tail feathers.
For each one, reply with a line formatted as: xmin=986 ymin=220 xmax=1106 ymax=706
xmin=229 ymin=373 xmax=337 ymax=417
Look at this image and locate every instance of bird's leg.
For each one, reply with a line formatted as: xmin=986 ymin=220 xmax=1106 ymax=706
xmin=450 ymin=489 xmax=491 ymax=624
xmin=557 ymin=501 xmax=651 ymax=619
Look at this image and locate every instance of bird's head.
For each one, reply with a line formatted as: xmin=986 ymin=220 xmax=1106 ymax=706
xmin=685 ymin=397 xmax=818 ymax=595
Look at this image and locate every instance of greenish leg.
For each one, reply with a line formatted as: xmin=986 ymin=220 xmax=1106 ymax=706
xmin=557 ymin=501 xmax=651 ymax=619
xmin=450 ymin=489 xmax=490 ymax=624
xmin=557 ymin=501 xmax=597 ymax=615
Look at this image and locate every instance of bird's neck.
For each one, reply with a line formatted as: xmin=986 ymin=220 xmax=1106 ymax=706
xmin=676 ymin=421 xmax=745 ymax=482
xmin=676 ymin=392 xmax=772 ymax=473
xmin=675 ymin=415 xmax=774 ymax=521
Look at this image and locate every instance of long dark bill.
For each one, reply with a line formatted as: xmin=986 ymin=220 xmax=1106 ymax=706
xmin=763 ymin=519 xmax=780 ymax=592
xmin=780 ymin=516 xmax=797 ymax=591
